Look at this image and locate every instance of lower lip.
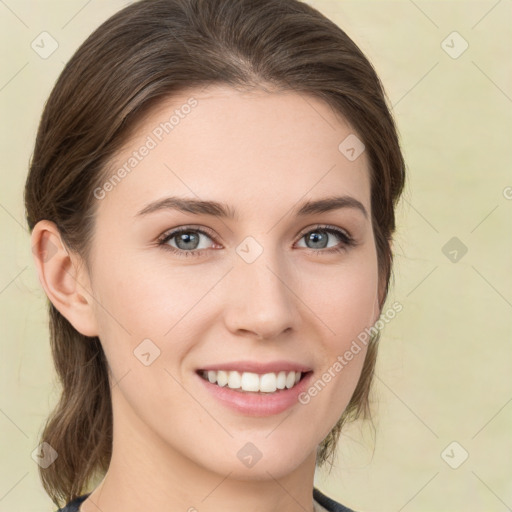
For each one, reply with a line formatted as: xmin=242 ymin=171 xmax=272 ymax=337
xmin=196 ymin=371 xmax=314 ymax=417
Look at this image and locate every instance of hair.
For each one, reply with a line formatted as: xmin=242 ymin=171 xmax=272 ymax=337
xmin=24 ymin=0 xmax=405 ymax=507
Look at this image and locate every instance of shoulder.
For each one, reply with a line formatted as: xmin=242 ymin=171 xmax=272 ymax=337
xmin=54 ymin=493 xmax=90 ymax=512
xmin=313 ymin=487 xmax=358 ymax=512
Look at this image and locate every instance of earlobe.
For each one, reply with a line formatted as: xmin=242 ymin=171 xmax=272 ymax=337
xmin=31 ymin=220 xmax=99 ymax=337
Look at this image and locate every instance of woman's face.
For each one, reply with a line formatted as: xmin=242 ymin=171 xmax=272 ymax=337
xmin=83 ymin=84 xmax=380 ymax=480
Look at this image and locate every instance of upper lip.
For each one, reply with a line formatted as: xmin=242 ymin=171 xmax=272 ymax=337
xmin=197 ymin=360 xmax=313 ymax=374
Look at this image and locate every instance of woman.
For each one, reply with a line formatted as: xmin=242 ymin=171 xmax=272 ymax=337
xmin=25 ymin=0 xmax=405 ymax=511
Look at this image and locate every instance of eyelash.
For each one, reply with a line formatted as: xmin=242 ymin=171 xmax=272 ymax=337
xmin=156 ymin=224 xmax=356 ymax=258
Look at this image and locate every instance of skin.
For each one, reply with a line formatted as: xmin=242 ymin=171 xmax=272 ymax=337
xmin=32 ymin=84 xmax=382 ymax=512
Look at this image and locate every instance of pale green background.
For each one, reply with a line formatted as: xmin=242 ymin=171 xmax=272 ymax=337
xmin=1 ymin=1 xmax=511 ymax=511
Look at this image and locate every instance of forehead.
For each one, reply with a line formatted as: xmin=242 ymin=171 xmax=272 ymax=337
xmin=98 ymin=84 xmax=371 ymax=219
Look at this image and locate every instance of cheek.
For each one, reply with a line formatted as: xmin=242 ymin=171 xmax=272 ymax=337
xmin=301 ymin=252 xmax=378 ymax=413
xmin=308 ymin=254 xmax=379 ymax=342
xmin=92 ymin=252 xmax=189 ymax=334
xmin=89 ymin=251 xmax=220 ymax=377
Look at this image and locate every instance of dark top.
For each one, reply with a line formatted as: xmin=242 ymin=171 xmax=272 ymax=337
xmin=55 ymin=487 xmax=356 ymax=512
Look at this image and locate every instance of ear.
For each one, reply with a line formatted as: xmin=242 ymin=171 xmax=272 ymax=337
xmin=31 ymin=220 xmax=99 ymax=337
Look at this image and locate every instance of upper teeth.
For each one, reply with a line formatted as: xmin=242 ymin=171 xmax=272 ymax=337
xmin=202 ymin=370 xmax=302 ymax=393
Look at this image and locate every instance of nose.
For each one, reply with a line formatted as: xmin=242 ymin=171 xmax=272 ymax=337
xmin=221 ymin=246 xmax=301 ymax=340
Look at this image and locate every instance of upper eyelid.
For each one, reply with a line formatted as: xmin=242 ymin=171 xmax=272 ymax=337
xmin=297 ymin=224 xmax=352 ymax=239
xmin=158 ymin=224 xmax=217 ymax=242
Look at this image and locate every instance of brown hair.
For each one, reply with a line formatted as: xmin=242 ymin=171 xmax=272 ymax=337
xmin=24 ymin=0 xmax=405 ymax=507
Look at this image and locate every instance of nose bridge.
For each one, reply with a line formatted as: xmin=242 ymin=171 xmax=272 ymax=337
xmin=223 ymin=235 xmax=300 ymax=338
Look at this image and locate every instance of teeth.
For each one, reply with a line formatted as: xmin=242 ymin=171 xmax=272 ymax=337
xmin=276 ymin=371 xmax=287 ymax=389
xmin=260 ymin=373 xmax=277 ymax=393
xmin=216 ymin=370 xmax=228 ymax=387
xmin=285 ymin=371 xmax=296 ymax=389
xmin=241 ymin=372 xmax=260 ymax=392
xmin=201 ymin=370 xmax=303 ymax=393
xmin=227 ymin=371 xmax=241 ymax=389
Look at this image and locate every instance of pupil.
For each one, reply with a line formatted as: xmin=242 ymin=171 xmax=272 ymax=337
xmin=177 ymin=232 xmax=198 ymax=250
xmin=308 ymin=231 xmax=327 ymax=249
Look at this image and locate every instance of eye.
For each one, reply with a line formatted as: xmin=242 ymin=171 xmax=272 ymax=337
xmin=295 ymin=224 xmax=355 ymax=254
xmin=157 ymin=226 xmax=218 ymax=258
xmin=157 ymin=223 xmax=356 ymax=258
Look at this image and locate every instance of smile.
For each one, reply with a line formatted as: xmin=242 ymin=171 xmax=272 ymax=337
xmin=198 ymin=370 xmax=305 ymax=393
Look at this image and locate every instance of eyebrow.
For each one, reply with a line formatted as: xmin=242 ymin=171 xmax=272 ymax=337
xmin=136 ymin=195 xmax=368 ymax=220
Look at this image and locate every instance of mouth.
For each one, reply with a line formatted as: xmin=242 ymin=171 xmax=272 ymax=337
xmin=196 ymin=369 xmax=311 ymax=394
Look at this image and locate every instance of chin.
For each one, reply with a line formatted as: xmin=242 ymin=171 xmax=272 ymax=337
xmin=195 ymin=439 xmax=315 ymax=481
